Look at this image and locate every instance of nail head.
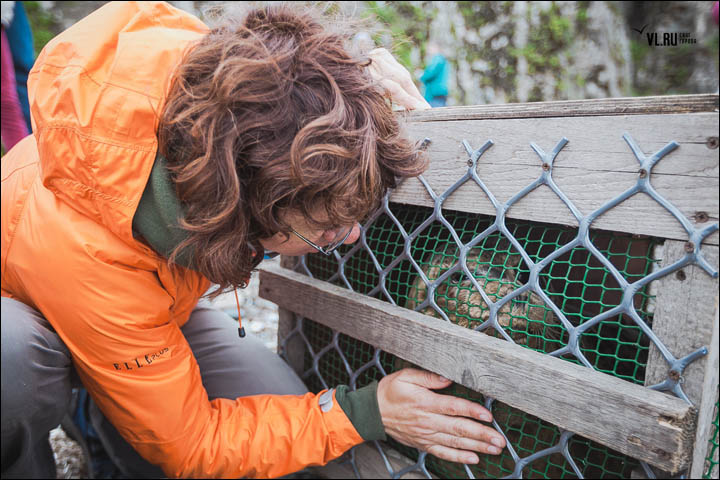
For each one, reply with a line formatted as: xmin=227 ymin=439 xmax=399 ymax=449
xmin=695 ymin=211 xmax=709 ymax=223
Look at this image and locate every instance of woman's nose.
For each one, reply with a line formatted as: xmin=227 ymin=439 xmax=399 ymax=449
xmin=321 ymin=224 xmax=361 ymax=245
xmin=344 ymin=224 xmax=361 ymax=244
xmin=322 ymin=229 xmax=339 ymax=243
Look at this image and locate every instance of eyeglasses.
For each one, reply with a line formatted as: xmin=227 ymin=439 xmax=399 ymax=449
xmin=291 ymin=225 xmax=353 ymax=256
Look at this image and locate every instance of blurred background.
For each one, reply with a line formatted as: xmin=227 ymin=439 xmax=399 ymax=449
xmin=19 ymin=1 xmax=720 ymax=106
xmin=2 ymin=1 xmax=718 ymax=477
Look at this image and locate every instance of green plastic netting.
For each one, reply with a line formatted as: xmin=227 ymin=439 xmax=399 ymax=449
xmin=308 ymin=203 xmax=659 ymax=382
xmin=293 ymin=202 xmax=663 ymax=478
xmin=704 ymin=392 xmax=719 ymax=479
xmin=301 ymin=319 xmax=642 ymax=479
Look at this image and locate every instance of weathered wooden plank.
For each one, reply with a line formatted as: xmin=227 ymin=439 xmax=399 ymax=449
xmin=277 ymin=256 xmax=305 ymax=377
xmin=309 ymin=442 xmax=433 ymax=479
xmin=258 ymin=263 xmax=697 ymax=474
xmin=394 ymin=112 xmax=719 ymax=245
xmin=690 ymin=302 xmax=719 ymax=478
xmin=645 ymin=243 xmax=719 ymax=406
xmin=276 ymin=261 xmax=430 ymax=480
xmin=641 ymin=242 xmax=719 ymax=478
xmin=402 ymin=94 xmax=718 ymax=122
xmin=698 ymin=390 xmax=719 ymax=479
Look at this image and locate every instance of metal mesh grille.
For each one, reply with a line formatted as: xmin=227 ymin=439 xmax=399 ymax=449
xmin=304 ymin=207 xmax=659 ymax=384
xmin=299 ymin=316 xmax=642 ymax=478
xmin=278 ymin=134 xmax=718 ymax=479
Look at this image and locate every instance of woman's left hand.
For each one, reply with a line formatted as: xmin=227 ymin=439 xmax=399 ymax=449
xmin=367 ymin=48 xmax=431 ymax=111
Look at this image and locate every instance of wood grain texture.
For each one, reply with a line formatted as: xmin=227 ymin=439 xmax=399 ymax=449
xmin=401 ymin=94 xmax=718 ymax=122
xmin=259 ymin=263 xmax=697 ymax=474
xmin=277 ymin=256 xmax=305 ymax=377
xmin=690 ymin=302 xmax=719 ymax=478
xmin=276 ymin=254 xmax=430 ymax=480
xmin=394 ymin=112 xmax=719 ymax=245
xmin=645 ymin=243 xmax=719 ymax=406
xmin=643 ymin=242 xmax=719 ymax=478
xmin=697 ymin=389 xmax=720 ymax=479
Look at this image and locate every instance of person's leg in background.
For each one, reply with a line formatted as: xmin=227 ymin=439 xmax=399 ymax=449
xmin=428 ymin=95 xmax=447 ymax=108
xmin=87 ymin=302 xmax=308 ymax=477
xmin=1 ymin=297 xmax=74 ymax=478
xmin=1 ymin=27 xmax=29 ymax=150
xmin=5 ymin=1 xmax=35 ymax=133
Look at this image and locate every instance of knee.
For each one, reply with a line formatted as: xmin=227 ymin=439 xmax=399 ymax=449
xmin=1 ymin=298 xmax=73 ymax=429
xmin=183 ymin=306 xmax=308 ymax=398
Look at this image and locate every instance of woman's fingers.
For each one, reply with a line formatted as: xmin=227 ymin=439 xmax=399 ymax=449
xmin=377 ymin=369 xmax=507 ymax=462
xmin=428 ymin=415 xmax=505 ymax=450
xmin=395 ymin=367 xmax=452 ymax=390
xmin=379 ymin=77 xmax=429 ymax=110
xmin=431 ymin=432 xmax=504 ymax=455
xmin=367 ymin=48 xmax=431 ymax=110
xmin=426 ymin=444 xmax=480 ymax=465
xmin=371 ymin=48 xmax=425 ymax=100
xmin=431 ymin=392 xmax=493 ymax=422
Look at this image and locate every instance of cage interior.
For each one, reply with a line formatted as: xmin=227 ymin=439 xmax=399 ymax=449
xmin=296 ymin=202 xmax=666 ymax=479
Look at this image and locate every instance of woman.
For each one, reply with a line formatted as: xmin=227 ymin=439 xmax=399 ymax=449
xmin=1 ymin=2 xmax=505 ymax=478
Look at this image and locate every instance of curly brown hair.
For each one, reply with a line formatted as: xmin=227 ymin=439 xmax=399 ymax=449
xmin=158 ymin=4 xmax=427 ymax=293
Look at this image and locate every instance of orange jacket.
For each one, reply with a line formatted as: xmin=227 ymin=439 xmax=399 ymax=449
xmin=1 ymin=2 xmax=363 ymax=477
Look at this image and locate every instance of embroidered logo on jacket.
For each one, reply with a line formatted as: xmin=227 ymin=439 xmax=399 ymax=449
xmin=113 ymin=347 xmax=169 ymax=371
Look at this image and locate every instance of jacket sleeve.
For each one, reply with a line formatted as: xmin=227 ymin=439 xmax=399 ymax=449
xmin=28 ymin=241 xmax=364 ymax=478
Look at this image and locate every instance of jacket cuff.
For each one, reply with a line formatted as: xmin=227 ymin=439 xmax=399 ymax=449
xmin=334 ymin=381 xmax=386 ymax=442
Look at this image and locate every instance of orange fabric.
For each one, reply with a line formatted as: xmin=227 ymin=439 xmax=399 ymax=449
xmin=1 ymin=2 xmax=363 ymax=478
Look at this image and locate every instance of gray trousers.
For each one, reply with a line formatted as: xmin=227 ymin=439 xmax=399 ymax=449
xmin=1 ymin=297 xmax=308 ymax=478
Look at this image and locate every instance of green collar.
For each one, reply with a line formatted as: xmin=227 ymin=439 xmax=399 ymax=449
xmin=132 ymin=152 xmax=194 ymax=268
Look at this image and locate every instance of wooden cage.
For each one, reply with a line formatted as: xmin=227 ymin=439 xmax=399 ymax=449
xmin=259 ymin=95 xmax=719 ymax=479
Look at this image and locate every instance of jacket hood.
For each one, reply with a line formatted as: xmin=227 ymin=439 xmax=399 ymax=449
xmin=28 ymin=1 xmax=208 ymax=245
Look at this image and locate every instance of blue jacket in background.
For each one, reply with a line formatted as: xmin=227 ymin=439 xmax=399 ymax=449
xmin=420 ymin=53 xmax=449 ymax=101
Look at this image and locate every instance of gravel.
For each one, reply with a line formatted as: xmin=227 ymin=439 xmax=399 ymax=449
xmin=50 ymin=427 xmax=88 ymax=479
xmin=50 ymin=259 xmax=281 ymax=478
xmin=199 ymin=258 xmax=281 ymax=353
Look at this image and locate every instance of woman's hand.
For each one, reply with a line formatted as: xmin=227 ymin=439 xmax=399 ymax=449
xmin=377 ymin=368 xmax=506 ymax=464
xmin=367 ymin=48 xmax=431 ymax=111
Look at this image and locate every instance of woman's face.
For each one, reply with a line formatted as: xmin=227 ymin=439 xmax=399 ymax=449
xmin=258 ymin=209 xmax=361 ymax=256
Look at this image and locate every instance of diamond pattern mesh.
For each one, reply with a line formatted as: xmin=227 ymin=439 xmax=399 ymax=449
xmin=277 ymin=134 xmax=718 ymax=479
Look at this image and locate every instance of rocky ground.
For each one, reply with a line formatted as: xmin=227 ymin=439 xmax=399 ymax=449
xmin=49 ymin=260 xmax=281 ymax=479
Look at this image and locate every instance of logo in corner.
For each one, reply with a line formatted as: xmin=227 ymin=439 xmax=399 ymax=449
xmin=631 ymin=24 xmax=697 ymax=47
xmin=631 ymin=24 xmax=649 ymax=35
